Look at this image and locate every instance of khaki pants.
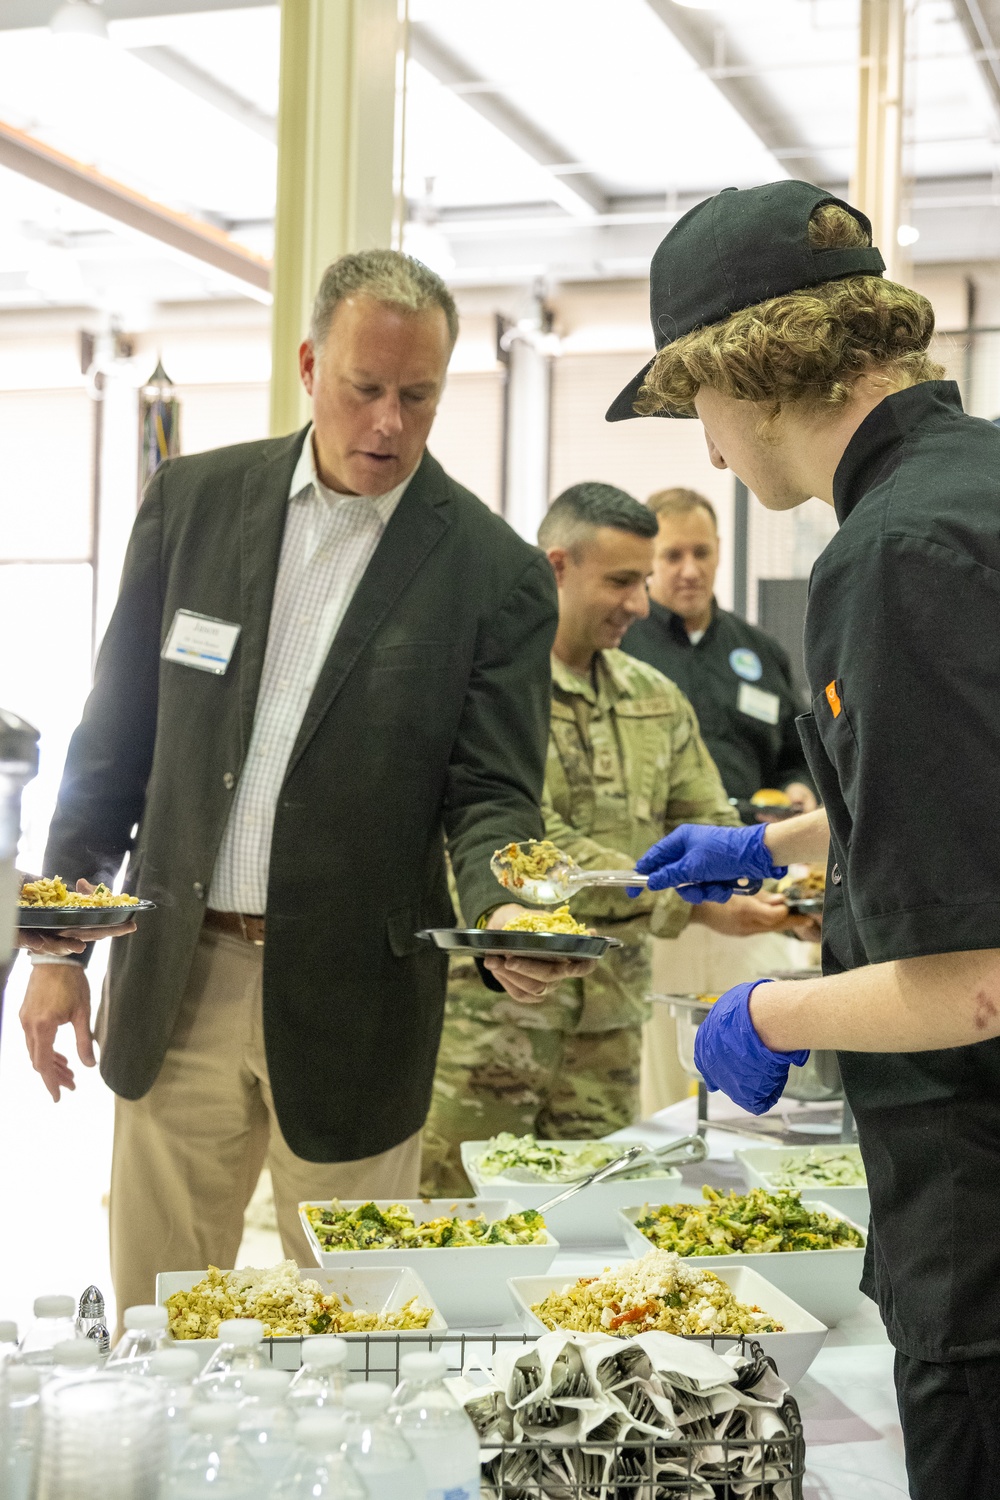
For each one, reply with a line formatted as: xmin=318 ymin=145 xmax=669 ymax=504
xmin=109 ymin=926 xmax=421 ymax=1322
xmin=640 ymin=926 xmax=814 ymax=1117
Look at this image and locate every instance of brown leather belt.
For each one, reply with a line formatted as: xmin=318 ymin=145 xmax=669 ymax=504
xmin=204 ymin=908 xmax=265 ymax=946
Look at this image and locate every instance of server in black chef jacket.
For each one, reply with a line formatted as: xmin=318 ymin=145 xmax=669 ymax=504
xmin=609 ymin=178 xmax=1000 ymax=1498
xmin=621 ymin=486 xmax=815 ymax=814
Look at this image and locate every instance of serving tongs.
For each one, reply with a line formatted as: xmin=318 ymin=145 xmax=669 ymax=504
xmin=531 ymin=1135 xmax=708 ymax=1214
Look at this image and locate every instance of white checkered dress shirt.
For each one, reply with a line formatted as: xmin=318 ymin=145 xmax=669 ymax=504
xmin=208 ymin=429 xmax=413 ymax=913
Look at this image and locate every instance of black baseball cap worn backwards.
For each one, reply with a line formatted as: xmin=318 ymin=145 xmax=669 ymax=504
xmin=606 ymin=179 xmax=886 ymax=422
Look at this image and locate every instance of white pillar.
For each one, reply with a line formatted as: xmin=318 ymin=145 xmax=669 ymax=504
xmin=853 ymin=0 xmax=906 ymax=281
xmin=501 ymin=311 xmax=553 ymax=545
xmin=93 ymin=346 xmax=140 ymax=649
xmin=269 ymin=0 xmax=404 ymax=436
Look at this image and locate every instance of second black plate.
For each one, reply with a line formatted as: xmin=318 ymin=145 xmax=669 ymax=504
xmin=418 ymin=928 xmax=621 ymax=961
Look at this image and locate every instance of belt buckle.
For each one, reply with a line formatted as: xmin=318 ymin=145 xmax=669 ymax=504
xmin=237 ymin=912 xmax=264 ymax=947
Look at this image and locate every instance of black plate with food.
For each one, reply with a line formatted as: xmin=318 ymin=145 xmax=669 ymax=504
xmin=418 ymin=928 xmax=622 ymax=961
xmin=17 ymin=901 xmax=156 ymax=930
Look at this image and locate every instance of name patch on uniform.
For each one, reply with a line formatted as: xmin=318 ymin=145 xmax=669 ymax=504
xmin=737 ymin=682 xmax=780 ymax=725
xmin=161 ymin=609 xmax=241 ymax=675
xmin=729 ymin=647 xmax=763 ymax=682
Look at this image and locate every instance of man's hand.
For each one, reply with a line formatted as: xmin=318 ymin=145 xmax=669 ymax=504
xmin=482 ymin=903 xmax=597 ymax=1003
xmin=16 ymin=877 xmax=137 ymax=955
xmin=19 ymin=963 xmax=95 ymax=1102
xmin=692 ymin=891 xmax=816 ymax=939
xmin=784 ymin=782 xmax=818 ymax=813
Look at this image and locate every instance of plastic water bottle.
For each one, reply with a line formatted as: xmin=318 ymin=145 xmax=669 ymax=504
xmin=390 ymin=1352 xmax=481 ymax=1500
xmin=16 ymin=1297 xmax=78 ymax=1368
xmin=287 ymin=1335 xmax=349 ymax=1409
xmin=341 ymin=1382 xmax=426 ymax=1500
xmin=272 ymin=1412 xmax=366 ymax=1498
xmin=149 ymin=1347 xmax=201 ymax=1472
xmin=49 ymin=1340 xmax=102 ymax=1381
xmin=237 ymin=1367 xmax=297 ymax=1486
xmin=75 ymin=1286 xmax=105 ymax=1341
xmin=0 ymin=1321 xmax=18 ymax=1357
xmin=1 ymin=1365 xmax=41 ymax=1500
xmin=165 ymin=1403 xmax=264 ymax=1499
xmin=194 ymin=1319 xmax=264 ymax=1402
xmin=106 ymin=1304 xmax=170 ymax=1373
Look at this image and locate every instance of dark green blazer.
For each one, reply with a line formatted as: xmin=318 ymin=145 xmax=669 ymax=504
xmin=44 ymin=429 xmax=557 ymax=1161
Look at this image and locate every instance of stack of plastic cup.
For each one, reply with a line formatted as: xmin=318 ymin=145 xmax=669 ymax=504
xmin=34 ymin=1371 xmax=166 ymax=1499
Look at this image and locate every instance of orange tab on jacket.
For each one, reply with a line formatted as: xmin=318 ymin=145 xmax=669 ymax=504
xmin=825 ymin=680 xmax=842 ymax=718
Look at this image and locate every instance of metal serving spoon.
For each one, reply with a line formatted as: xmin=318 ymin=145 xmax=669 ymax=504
xmin=534 ymin=1144 xmax=647 ymax=1214
xmin=491 ymin=842 xmax=758 ymax=906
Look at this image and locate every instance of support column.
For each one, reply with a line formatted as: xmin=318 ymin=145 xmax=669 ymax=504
xmin=499 ymin=293 xmax=554 ymax=543
xmin=852 ymin=0 xmax=906 ymax=281
xmin=269 ymin=0 xmax=404 ymax=436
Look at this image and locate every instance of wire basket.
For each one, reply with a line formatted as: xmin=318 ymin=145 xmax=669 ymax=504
xmin=261 ymin=1331 xmax=805 ymax=1499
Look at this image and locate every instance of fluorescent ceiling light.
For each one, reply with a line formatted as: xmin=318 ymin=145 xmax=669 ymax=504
xmin=50 ymin=0 xmax=109 ymax=42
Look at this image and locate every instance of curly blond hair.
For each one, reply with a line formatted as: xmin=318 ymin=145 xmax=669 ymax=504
xmin=635 ymin=204 xmax=942 ymax=419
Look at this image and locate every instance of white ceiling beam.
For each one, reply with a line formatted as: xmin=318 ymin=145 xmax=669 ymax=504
xmin=0 ymin=0 xmax=275 ymax=26
xmin=0 ymin=115 xmax=271 ymax=291
xmin=408 ymin=21 xmax=607 ymax=219
xmin=951 ymin=0 xmax=1000 ymax=117
xmin=642 ymin=0 xmax=832 ymax=186
xmin=127 ymin=43 xmax=276 ymax=141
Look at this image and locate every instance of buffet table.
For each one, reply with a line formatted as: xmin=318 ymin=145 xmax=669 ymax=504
xmin=603 ymin=1099 xmax=909 ymax=1498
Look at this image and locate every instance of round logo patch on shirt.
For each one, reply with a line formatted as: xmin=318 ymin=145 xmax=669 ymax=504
xmin=729 ymin=647 xmax=763 ymax=682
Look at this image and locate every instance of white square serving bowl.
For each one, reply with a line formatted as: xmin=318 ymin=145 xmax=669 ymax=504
xmin=733 ymin=1144 xmax=870 ymax=1230
xmin=156 ymin=1265 xmax=447 ymax=1372
xmin=299 ymin=1198 xmax=559 ymax=1328
xmin=617 ymin=1200 xmax=867 ymax=1327
xmin=460 ymin=1138 xmax=682 ymax=1247
xmin=507 ymin=1264 xmax=828 ymax=1388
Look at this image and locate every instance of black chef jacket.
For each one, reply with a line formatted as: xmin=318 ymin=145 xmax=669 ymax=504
xmin=622 ymin=600 xmax=811 ymax=801
xmin=799 ymin=380 xmax=1000 ymax=1362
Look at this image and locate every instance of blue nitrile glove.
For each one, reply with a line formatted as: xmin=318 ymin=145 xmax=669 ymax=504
xmin=694 ymin=980 xmax=809 ymax=1116
xmin=633 ymin=823 xmax=787 ymax=903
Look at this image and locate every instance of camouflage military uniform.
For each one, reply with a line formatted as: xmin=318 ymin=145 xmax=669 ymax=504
xmin=421 ymin=649 xmax=739 ymax=1195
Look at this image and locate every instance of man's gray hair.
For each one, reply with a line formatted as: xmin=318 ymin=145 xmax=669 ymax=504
xmin=309 ymin=249 xmax=459 ymax=347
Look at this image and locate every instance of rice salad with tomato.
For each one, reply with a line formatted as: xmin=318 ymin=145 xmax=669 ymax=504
xmin=530 ymin=1249 xmax=783 ymax=1338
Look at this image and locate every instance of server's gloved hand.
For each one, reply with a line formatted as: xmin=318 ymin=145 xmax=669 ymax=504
xmin=633 ymin=823 xmax=787 ymax=903
xmin=694 ymin=980 xmax=809 ymax=1116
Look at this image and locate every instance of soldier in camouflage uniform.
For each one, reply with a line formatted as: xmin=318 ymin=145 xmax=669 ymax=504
xmin=422 ymin=482 xmax=768 ymax=1196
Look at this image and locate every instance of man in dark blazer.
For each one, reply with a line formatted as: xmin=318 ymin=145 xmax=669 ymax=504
xmin=20 ymin=249 xmax=585 ymax=1317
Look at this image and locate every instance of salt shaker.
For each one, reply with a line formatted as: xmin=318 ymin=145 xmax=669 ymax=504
xmin=76 ymin=1286 xmax=105 ymax=1339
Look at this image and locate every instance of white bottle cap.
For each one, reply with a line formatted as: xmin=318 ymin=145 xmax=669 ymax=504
xmin=6 ymin=1366 xmax=41 ymax=1394
xmin=241 ymin=1369 xmax=291 ymax=1399
xmin=0 ymin=1320 xmax=18 ymax=1343
xmin=189 ymin=1403 xmax=240 ymax=1434
xmin=150 ymin=1349 xmax=201 ymax=1379
xmin=122 ymin=1305 xmax=169 ymax=1331
xmin=33 ymin=1296 xmax=75 ymax=1318
xmin=297 ymin=1411 xmax=348 ymax=1449
xmin=399 ymin=1351 xmax=448 ymax=1381
xmin=344 ymin=1382 xmax=391 ymax=1414
xmin=304 ymin=1336 xmax=349 ymax=1369
xmin=53 ymin=1339 xmax=101 ymax=1367
xmin=217 ymin=1318 xmax=264 ymax=1346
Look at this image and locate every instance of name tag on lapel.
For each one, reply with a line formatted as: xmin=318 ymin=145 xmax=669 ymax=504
xmin=161 ymin=609 xmax=241 ymax=675
xmin=737 ymin=682 xmax=780 ymax=725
